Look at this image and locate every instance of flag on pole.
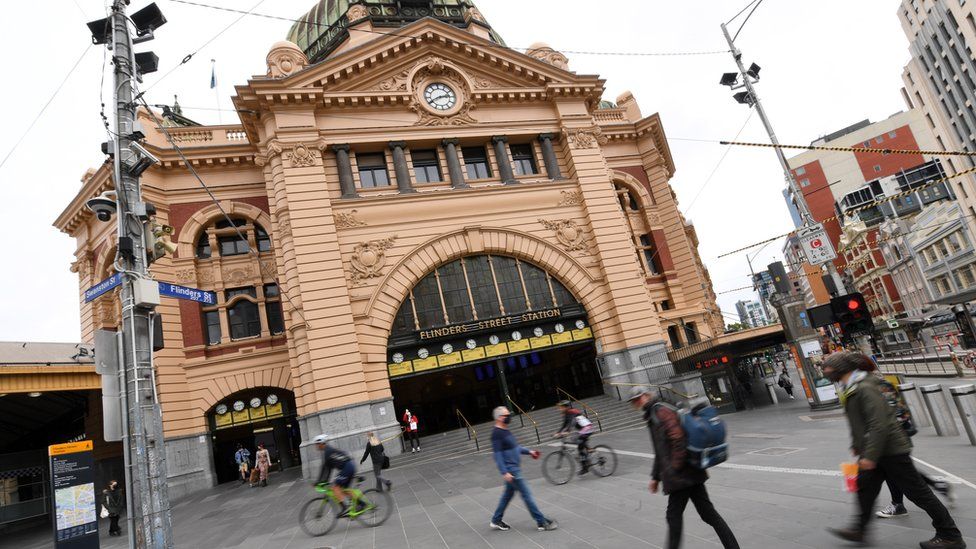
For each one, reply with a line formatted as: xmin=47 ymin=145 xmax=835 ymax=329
xmin=210 ymin=59 xmax=217 ymax=89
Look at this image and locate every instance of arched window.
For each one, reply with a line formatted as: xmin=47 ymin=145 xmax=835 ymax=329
xmin=226 ymin=287 xmax=261 ymax=340
xmin=196 ymin=231 xmax=212 ymax=259
xmin=391 ymin=255 xmax=579 ymax=336
xmin=194 ymin=216 xmax=273 ymax=259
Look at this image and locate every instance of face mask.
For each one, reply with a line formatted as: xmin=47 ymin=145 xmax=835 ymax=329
xmin=502 ymin=415 xmax=511 ymax=425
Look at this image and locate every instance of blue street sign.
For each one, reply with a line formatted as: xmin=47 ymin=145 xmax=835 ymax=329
xmin=157 ymin=282 xmax=216 ymax=305
xmin=84 ymin=273 xmax=123 ymax=303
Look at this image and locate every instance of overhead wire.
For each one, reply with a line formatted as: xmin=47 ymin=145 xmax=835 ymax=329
xmin=732 ymin=0 xmax=765 ymax=42
xmin=721 ymin=139 xmax=976 ymax=158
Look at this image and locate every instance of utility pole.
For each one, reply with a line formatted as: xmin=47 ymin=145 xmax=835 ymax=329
xmin=105 ymin=1 xmax=174 ymax=546
xmin=719 ymin=23 xmax=847 ymax=295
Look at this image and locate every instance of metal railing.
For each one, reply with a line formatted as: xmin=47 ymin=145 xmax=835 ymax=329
xmin=606 ymin=382 xmax=700 ymax=405
xmin=875 ymin=344 xmax=963 ymax=377
xmin=555 ymin=386 xmax=603 ymax=432
xmin=506 ymin=395 xmax=541 ymax=443
xmin=455 ymin=409 xmax=479 ymax=451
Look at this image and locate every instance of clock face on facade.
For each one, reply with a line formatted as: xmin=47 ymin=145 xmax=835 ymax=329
xmin=511 ymin=330 xmax=522 ymax=341
xmin=575 ymin=320 xmax=586 ymax=330
xmin=233 ymin=400 xmax=245 ymax=412
xmin=424 ymin=83 xmax=456 ymax=111
xmin=489 ymin=335 xmax=500 ymax=345
xmin=266 ymin=394 xmax=278 ymax=405
xmin=466 ymin=339 xmax=477 ymax=349
xmin=442 ymin=343 xmax=453 ymax=354
xmin=216 ymin=404 xmax=228 ymax=415
xmin=392 ymin=352 xmax=404 ymax=364
xmin=533 ymin=327 xmax=544 ymax=337
xmin=554 ymin=323 xmax=565 ymax=333
xmin=250 ymin=397 xmax=262 ymax=408
xmin=418 ymin=348 xmax=429 ymax=359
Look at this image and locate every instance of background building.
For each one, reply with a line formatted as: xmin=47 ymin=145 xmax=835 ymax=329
xmin=735 ymin=299 xmax=769 ymax=328
xmin=54 ymin=0 xmax=723 ymax=497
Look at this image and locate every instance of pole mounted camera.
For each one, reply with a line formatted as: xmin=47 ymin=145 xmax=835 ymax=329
xmin=86 ymin=190 xmax=118 ymax=222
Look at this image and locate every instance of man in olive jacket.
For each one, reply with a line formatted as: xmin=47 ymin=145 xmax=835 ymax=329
xmin=823 ymin=351 xmax=964 ymax=549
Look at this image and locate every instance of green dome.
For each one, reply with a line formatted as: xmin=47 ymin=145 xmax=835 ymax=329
xmin=287 ymin=1 xmax=503 ymax=64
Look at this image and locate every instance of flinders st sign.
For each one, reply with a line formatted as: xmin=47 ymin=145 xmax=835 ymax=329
xmin=418 ymin=308 xmax=562 ymax=340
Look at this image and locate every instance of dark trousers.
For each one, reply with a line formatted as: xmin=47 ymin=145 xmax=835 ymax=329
xmin=856 ymin=454 xmax=960 ymax=540
xmin=665 ymin=484 xmax=740 ymax=549
xmin=886 ymin=472 xmax=937 ymax=506
xmin=372 ymin=467 xmax=389 ymax=491
xmin=406 ymin=430 xmax=419 ymax=450
xmin=109 ymin=514 xmax=121 ymax=534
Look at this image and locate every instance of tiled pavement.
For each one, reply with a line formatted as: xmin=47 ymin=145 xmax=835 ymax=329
xmin=13 ymin=386 xmax=976 ymax=548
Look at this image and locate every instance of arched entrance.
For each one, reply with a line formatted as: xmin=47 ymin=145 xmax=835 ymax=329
xmin=387 ymin=254 xmax=602 ymax=434
xmin=207 ymin=387 xmax=302 ymax=484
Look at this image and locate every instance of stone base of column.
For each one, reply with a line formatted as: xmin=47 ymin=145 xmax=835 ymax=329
xmin=297 ymin=397 xmax=402 ymax=480
xmin=164 ymin=432 xmax=217 ymax=500
xmin=596 ymin=341 xmax=707 ymax=405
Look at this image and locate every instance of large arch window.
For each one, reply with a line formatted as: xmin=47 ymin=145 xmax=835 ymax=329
xmin=392 ymin=255 xmax=578 ymax=336
xmin=614 ymin=181 xmax=664 ymax=277
xmin=194 ymin=216 xmax=272 ymax=260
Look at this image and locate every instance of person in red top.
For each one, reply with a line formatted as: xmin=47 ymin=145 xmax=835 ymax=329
xmin=402 ymin=408 xmax=420 ymax=453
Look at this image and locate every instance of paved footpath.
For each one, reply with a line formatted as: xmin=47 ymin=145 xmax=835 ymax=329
xmin=14 ymin=392 xmax=976 ymax=548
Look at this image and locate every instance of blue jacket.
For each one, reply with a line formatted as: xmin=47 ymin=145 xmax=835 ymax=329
xmin=491 ymin=426 xmax=530 ymax=474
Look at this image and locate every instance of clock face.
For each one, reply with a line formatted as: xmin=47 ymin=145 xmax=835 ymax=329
xmin=233 ymin=400 xmax=245 ymax=412
xmin=442 ymin=343 xmax=454 ymax=354
xmin=511 ymin=330 xmax=522 ymax=341
xmin=250 ymin=397 xmax=262 ymax=408
xmin=533 ymin=327 xmax=544 ymax=337
xmin=466 ymin=339 xmax=477 ymax=350
xmin=489 ymin=335 xmax=500 ymax=345
xmin=215 ymin=404 xmax=228 ymax=415
xmin=266 ymin=394 xmax=278 ymax=405
xmin=418 ymin=348 xmax=429 ymax=359
xmin=575 ymin=320 xmax=586 ymax=330
xmin=424 ymin=83 xmax=457 ymax=111
xmin=392 ymin=352 xmax=404 ymax=364
xmin=555 ymin=323 xmax=565 ymax=333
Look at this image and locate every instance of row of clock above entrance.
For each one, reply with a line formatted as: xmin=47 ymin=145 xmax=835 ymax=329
xmin=214 ymin=393 xmax=280 ymax=416
xmin=391 ymin=319 xmax=589 ymax=363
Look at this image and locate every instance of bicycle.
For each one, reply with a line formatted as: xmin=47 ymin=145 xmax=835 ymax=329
xmin=298 ymin=475 xmax=393 ymax=537
xmin=542 ymin=434 xmax=617 ymax=485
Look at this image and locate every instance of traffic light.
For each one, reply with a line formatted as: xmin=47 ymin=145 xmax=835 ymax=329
xmin=830 ymin=292 xmax=872 ymax=335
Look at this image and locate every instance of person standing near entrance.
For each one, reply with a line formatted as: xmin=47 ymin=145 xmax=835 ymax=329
xmin=234 ymin=443 xmax=251 ymax=484
xmin=402 ymin=408 xmax=420 ymax=453
xmin=627 ymin=388 xmax=740 ymax=549
xmin=822 ymin=351 xmax=964 ymax=549
xmin=489 ymin=406 xmax=557 ymax=533
xmin=360 ymin=432 xmax=393 ymax=492
xmin=255 ymin=443 xmax=271 ymax=487
xmin=777 ymin=368 xmax=795 ymax=400
xmin=102 ymin=480 xmax=124 ymax=537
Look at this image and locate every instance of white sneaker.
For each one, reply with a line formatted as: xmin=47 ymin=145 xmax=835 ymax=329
xmin=411 ymin=448 xmax=416 ymax=453
xmin=490 ymin=520 xmax=511 ymax=531
xmin=876 ymin=504 xmax=908 ymax=518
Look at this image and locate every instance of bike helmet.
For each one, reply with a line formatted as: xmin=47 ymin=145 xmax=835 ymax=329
xmin=556 ymin=400 xmax=571 ymax=407
xmin=311 ymin=434 xmax=328 ymax=445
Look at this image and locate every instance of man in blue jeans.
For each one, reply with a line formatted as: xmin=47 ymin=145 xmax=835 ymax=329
xmin=489 ymin=405 xmax=558 ymax=532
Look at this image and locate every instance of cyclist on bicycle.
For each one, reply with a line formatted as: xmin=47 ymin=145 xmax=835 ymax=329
xmin=312 ymin=434 xmax=358 ymax=517
xmin=554 ymin=400 xmax=594 ymax=474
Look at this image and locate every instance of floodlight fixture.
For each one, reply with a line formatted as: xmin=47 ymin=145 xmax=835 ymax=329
xmin=87 ymin=16 xmax=112 ymax=45
xmin=719 ymin=72 xmax=739 ymax=87
xmin=733 ymin=91 xmax=755 ymax=106
xmin=746 ymin=63 xmax=761 ymax=80
xmin=135 ymin=51 xmax=159 ymax=75
xmin=131 ymin=3 xmax=167 ymax=36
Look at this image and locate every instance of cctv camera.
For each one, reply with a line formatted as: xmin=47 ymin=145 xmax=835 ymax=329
xmin=122 ymin=142 xmax=159 ymax=177
xmin=86 ymin=191 xmax=118 ymax=222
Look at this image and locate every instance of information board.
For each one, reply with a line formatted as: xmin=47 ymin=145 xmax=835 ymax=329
xmin=797 ymin=223 xmax=837 ymax=266
xmin=49 ymin=441 xmax=99 ymax=549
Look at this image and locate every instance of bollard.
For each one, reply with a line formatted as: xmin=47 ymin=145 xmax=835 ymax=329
xmin=766 ymin=380 xmax=779 ymax=405
xmin=899 ymin=382 xmax=930 ymax=428
xmin=949 ymin=385 xmax=976 ymax=446
xmin=920 ymin=384 xmax=960 ymax=437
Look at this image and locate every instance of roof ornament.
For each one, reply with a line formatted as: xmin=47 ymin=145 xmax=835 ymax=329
xmin=266 ymin=41 xmax=309 ymax=79
xmin=525 ymin=42 xmax=569 ymax=71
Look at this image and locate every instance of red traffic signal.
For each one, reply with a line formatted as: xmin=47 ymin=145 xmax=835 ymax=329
xmin=847 ymin=299 xmax=861 ymax=311
xmin=830 ymin=292 xmax=872 ymax=335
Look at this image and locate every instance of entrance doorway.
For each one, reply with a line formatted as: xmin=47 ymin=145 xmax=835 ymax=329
xmin=208 ymin=388 xmax=302 ymax=484
xmin=390 ymin=342 xmax=601 ymax=435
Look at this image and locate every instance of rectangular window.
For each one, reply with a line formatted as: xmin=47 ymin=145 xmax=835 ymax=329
xmin=863 ymin=141 xmax=872 ymax=148
xmin=226 ymin=287 xmax=256 ymax=299
xmin=266 ymin=302 xmax=284 ymax=334
xmin=218 ymin=234 xmax=249 ymax=256
xmin=411 ymin=149 xmax=442 ymax=183
xmin=667 ymin=325 xmax=682 ymax=349
xmin=225 ymin=288 xmax=260 ymax=340
xmin=510 ymin=144 xmax=538 ymax=175
xmin=661 ymin=300 xmax=671 ymax=311
xmin=638 ymin=234 xmax=661 ymax=274
xmin=464 ymin=256 xmax=501 ymax=319
xmin=519 ymin=262 xmax=553 ymax=310
xmin=203 ymin=310 xmax=221 ymax=345
xmin=438 ymin=260 xmax=473 ymax=324
xmin=684 ymin=323 xmax=699 ymax=344
xmin=412 ymin=275 xmax=446 ymax=328
xmin=874 ymin=165 xmax=882 ymax=173
xmin=357 ymin=152 xmax=391 ymax=188
xmin=491 ymin=256 xmax=527 ymax=315
xmin=876 ymin=136 xmax=884 ymax=144
xmin=795 ymin=166 xmax=806 ymax=176
xmin=462 ymin=146 xmax=491 ymax=179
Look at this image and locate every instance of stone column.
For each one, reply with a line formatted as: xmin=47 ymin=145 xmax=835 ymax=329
xmin=492 ymin=135 xmax=517 ymax=185
xmin=538 ymin=133 xmax=563 ymax=180
xmin=441 ymin=138 xmax=467 ymax=188
xmin=388 ymin=141 xmax=415 ymax=193
xmin=332 ymin=144 xmax=358 ymax=198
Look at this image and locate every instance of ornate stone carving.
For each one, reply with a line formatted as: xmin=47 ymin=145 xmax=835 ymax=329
xmin=464 ymin=6 xmax=486 ymax=23
xmin=266 ymin=41 xmax=309 ymax=78
xmin=557 ymin=190 xmax=584 ymax=207
xmin=225 ymin=266 xmax=252 ymax=286
xmin=526 ymin=43 xmax=569 ymax=70
xmin=255 ymin=139 xmax=283 ymax=167
xmin=347 ymin=3 xmax=369 ymax=20
xmin=197 ymin=266 xmax=215 ymax=284
xmin=646 ymin=210 xmax=662 ymax=226
xmin=562 ymin=125 xmax=608 ymax=149
xmin=538 ymin=219 xmax=591 ymax=253
xmin=335 ymin=209 xmax=367 ymax=229
xmin=371 ymin=69 xmax=409 ymax=92
xmin=285 ymin=142 xmax=318 ymax=168
xmin=176 ymin=268 xmax=196 ymax=282
xmin=350 ymin=236 xmax=397 ymax=285
xmin=70 ymin=252 xmax=93 ymax=279
xmin=409 ymin=57 xmax=478 ymax=126
xmin=259 ymin=260 xmax=277 ymax=279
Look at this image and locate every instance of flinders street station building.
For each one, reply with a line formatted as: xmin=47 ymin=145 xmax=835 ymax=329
xmin=54 ymin=0 xmax=724 ymax=496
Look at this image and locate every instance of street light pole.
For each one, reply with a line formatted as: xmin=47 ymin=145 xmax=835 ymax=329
xmin=719 ymin=23 xmax=847 ymax=295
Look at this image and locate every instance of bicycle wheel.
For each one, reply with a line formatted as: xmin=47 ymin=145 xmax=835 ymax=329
xmin=354 ymin=488 xmax=393 ymax=528
xmin=542 ymin=450 xmax=575 ymax=485
xmin=589 ymin=445 xmax=617 ymax=477
xmin=298 ymin=496 xmax=338 ymax=537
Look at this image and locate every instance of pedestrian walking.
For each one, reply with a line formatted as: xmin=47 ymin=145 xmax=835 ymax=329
xmin=360 ymin=431 xmax=393 ymax=492
xmin=402 ymin=408 xmax=420 ymax=453
xmin=628 ymin=387 xmax=740 ymax=549
xmin=255 ymin=443 xmax=271 ymax=487
xmin=488 ymin=406 xmax=557 ymax=533
xmin=102 ymin=480 xmax=124 ymax=536
xmin=822 ymin=351 xmax=965 ymax=549
xmin=234 ymin=443 xmax=251 ymax=484
xmin=778 ymin=368 xmax=795 ymax=399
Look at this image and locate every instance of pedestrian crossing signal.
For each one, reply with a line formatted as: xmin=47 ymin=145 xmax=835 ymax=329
xmin=830 ymin=292 xmax=871 ymax=336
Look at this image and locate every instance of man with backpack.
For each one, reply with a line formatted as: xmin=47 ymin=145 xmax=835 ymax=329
xmin=822 ymin=351 xmax=965 ymax=549
xmin=628 ymin=387 xmax=739 ymax=549
xmin=554 ymin=400 xmax=595 ymax=475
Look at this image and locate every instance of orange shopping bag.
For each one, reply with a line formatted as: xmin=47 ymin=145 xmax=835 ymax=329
xmin=841 ymin=462 xmax=859 ymax=493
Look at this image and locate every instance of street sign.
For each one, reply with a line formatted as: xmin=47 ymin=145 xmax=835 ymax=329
xmin=797 ymin=223 xmax=837 ymax=266
xmin=83 ymin=272 xmax=122 ymax=303
xmin=49 ymin=441 xmax=98 ymax=549
xmin=157 ymin=282 xmax=216 ymax=305
xmin=887 ymin=319 xmax=900 ymax=329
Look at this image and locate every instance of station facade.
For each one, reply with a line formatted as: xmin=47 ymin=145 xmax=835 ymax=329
xmin=54 ymin=0 xmax=723 ymax=496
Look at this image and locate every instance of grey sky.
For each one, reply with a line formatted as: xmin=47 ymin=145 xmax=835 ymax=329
xmin=0 ymin=0 xmax=910 ymax=341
